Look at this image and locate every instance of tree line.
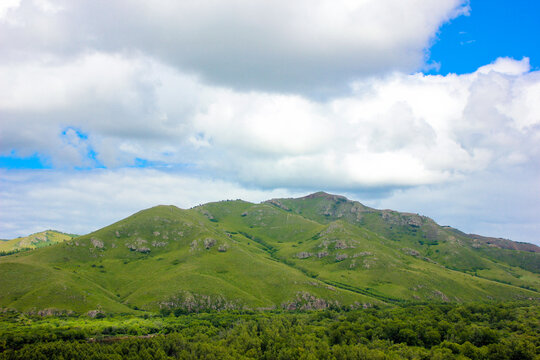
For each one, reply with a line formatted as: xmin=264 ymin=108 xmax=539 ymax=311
xmin=0 ymin=302 xmax=538 ymax=359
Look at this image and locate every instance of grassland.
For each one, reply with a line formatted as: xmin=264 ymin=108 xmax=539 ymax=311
xmin=0 ymin=193 xmax=538 ymax=315
xmin=0 ymin=230 xmax=76 ymax=253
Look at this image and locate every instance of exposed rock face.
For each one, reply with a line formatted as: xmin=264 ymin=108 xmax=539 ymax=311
xmin=281 ymin=291 xmax=340 ymax=311
xmin=317 ymin=251 xmax=329 ymax=258
xmin=353 ymin=252 xmax=373 ymax=257
xmin=24 ymin=308 xmax=75 ymax=317
xmin=334 ymin=240 xmax=356 ymax=249
xmin=335 ymin=253 xmax=348 ymax=261
xmin=218 ymin=245 xmax=228 ymax=252
xmin=265 ymin=199 xmax=291 ymax=211
xmin=152 ymin=241 xmax=167 ymax=247
xmin=334 ymin=240 xmax=347 ymax=249
xmin=468 ymin=234 xmax=540 ymax=253
xmin=37 ymin=308 xmax=62 ymax=316
xmin=126 ymin=238 xmax=150 ymax=253
xmin=190 ymin=240 xmax=199 ymax=252
xmin=90 ymin=238 xmax=104 ymax=249
xmin=402 ymin=248 xmax=421 ymax=257
xmin=135 ymin=238 xmax=147 ymax=246
xmin=406 ymin=215 xmax=423 ymax=227
xmin=160 ymin=292 xmax=243 ymax=313
xmin=349 ymin=203 xmax=370 ymax=221
xmin=203 ymin=238 xmax=216 ymax=249
xmin=87 ymin=309 xmax=105 ymax=318
xmin=433 ymin=290 xmax=450 ymax=302
xmin=200 ymin=209 xmax=215 ymax=221
xmin=296 ymin=252 xmax=312 ymax=259
xmin=381 ymin=211 xmax=424 ymax=227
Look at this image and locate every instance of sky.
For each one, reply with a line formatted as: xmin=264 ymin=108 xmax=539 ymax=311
xmin=0 ymin=0 xmax=539 ymax=245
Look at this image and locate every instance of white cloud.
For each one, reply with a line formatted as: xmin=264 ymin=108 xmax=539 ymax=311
xmin=477 ymin=56 xmax=530 ymax=76
xmin=0 ymin=0 xmax=468 ymax=93
xmin=0 ymin=169 xmax=302 ymax=238
xmin=1 ymin=166 xmax=538 ymax=246
xmin=0 ymin=1 xmax=538 ymax=245
xmin=0 ymin=0 xmax=20 ymax=20
xmin=363 ymin=164 xmax=540 ymax=245
xmin=1 ymin=54 xmax=539 ymax=188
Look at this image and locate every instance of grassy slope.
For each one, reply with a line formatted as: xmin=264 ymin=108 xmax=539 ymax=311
xmin=271 ymin=193 xmax=540 ymax=293
xmin=0 ymin=204 xmax=371 ymax=313
xmin=0 ymin=194 xmax=538 ymax=314
xmin=0 ymin=230 xmax=76 ymax=252
xmin=206 ymin=199 xmax=538 ymax=303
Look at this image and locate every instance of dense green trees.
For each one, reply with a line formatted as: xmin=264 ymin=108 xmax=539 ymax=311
xmin=0 ymin=302 xmax=538 ymax=359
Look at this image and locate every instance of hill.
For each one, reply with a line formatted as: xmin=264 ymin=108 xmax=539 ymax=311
xmin=0 ymin=230 xmax=77 ymax=254
xmin=0 ymin=193 xmax=538 ymax=315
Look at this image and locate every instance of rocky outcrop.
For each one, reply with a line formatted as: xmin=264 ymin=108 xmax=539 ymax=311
xmin=335 ymin=253 xmax=348 ymax=261
xmin=203 ymin=238 xmax=217 ymax=249
xmin=126 ymin=238 xmax=150 ymax=253
xmin=402 ymin=248 xmax=420 ymax=257
xmin=433 ymin=290 xmax=450 ymax=302
xmin=90 ymin=238 xmax=104 ymax=249
xmin=334 ymin=240 xmax=356 ymax=249
xmin=381 ymin=211 xmax=425 ymax=228
xmin=87 ymin=309 xmax=105 ymax=318
xmin=296 ymin=252 xmax=312 ymax=259
xmin=468 ymin=234 xmax=540 ymax=253
xmin=159 ymin=292 xmax=243 ymax=313
xmin=200 ymin=210 xmax=215 ymax=221
xmin=265 ymin=199 xmax=291 ymax=211
xmin=353 ymin=252 xmax=373 ymax=257
xmin=152 ymin=241 xmax=167 ymax=247
xmin=281 ymin=291 xmax=340 ymax=311
xmin=190 ymin=240 xmax=199 ymax=252
xmin=218 ymin=245 xmax=228 ymax=252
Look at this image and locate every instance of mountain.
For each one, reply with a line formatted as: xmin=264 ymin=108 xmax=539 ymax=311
xmin=0 ymin=230 xmax=77 ymax=253
xmin=0 ymin=193 xmax=538 ymax=315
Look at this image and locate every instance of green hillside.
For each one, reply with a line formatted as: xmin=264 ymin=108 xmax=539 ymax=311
xmin=0 ymin=230 xmax=77 ymax=253
xmin=0 ymin=193 xmax=538 ymax=315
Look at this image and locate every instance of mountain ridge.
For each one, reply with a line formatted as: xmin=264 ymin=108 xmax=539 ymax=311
xmin=0 ymin=230 xmax=77 ymax=253
xmin=0 ymin=192 xmax=538 ymax=315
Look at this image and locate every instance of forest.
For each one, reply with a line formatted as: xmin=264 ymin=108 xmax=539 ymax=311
xmin=0 ymin=302 xmax=538 ymax=359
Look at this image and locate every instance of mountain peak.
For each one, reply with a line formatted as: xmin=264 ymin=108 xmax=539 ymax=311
xmin=301 ymin=191 xmax=349 ymax=201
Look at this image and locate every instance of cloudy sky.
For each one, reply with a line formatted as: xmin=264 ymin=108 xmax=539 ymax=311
xmin=1 ymin=0 xmax=539 ymax=245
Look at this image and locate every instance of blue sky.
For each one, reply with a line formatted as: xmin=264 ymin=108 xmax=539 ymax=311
xmin=3 ymin=0 xmax=539 ymax=171
xmin=429 ymin=0 xmax=540 ymax=75
xmin=1 ymin=0 xmax=539 ymax=245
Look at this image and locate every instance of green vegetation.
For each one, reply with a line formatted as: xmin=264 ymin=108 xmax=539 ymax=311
xmin=0 ymin=303 xmax=538 ymax=359
xmin=0 ymin=193 xmax=538 ymax=315
xmin=0 ymin=230 xmax=76 ymax=254
xmin=0 ymin=193 xmax=539 ymax=358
